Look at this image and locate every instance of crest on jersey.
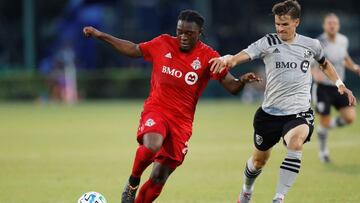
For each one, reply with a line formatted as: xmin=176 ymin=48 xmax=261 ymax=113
xmin=191 ymin=57 xmax=201 ymax=70
xmin=185 ymin=72 xmax=198 ymax=85
xmin=255 ymin=134 xmax=263 ymax=146
xmin=300 ymin=60 xmax=310 ymax=73
xmin=304 ymin=50 xmax=313 ymax=59
xmin=145 ymin=118 xmax=155 ymax=127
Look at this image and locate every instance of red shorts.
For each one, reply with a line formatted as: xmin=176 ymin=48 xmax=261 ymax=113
xmin=137 ymin=110 xmax=192 ymax=169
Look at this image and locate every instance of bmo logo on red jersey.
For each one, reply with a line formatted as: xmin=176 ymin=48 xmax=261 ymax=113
xmin=162 ymin=66 xmax=198 ymax=85
xmin=162 ymin=66 xmax=183 ymax=78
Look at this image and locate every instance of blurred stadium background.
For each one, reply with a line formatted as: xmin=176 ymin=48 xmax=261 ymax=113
xmin=0 ymin=0 xmax=359 ymax=101
xmin=0 ymin=0 xmax=359 ymax=203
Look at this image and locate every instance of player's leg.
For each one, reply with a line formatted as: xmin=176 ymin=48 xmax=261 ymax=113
xmin=238 ymin=107 xmax=280 ymax=203
xmin=326 ymin=99 xmax=355 ymax=129
xmin=317 ymin=87 xmax=353 ymax=163
xmin=273 ymin=124 xmax=308 ymax=202
xmin=122 ymin=112 xmax=168 ymax=203
xmin=135 ymin=162 xmax=174 ymax=203
xmin=135 ymin=121 xmax=190 ymax=203
xmin=315 ymin=84 xmax=332 ymax=163
xmin=337 ymin=106 xmax=356 ymax=126
xmin=318 ymin=106 xmax=356 ymax=163
xmin=317 ymin=114 xmax=331 ymax=162
xmin=329 ymin=88 xmax=356 ymax=128
xmin=122 ymin=133 xmax=164 ymax=203
xmin=273 ymin=110 xmax=314 ymax=202
xmin=131 ymin=133 xmax=164 ymax=179
xmin=238 ymin=148 xmax=271 ymax=203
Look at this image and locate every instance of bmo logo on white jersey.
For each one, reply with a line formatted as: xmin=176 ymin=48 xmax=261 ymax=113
xmin=162 ymin=66 xmax=199 ymax=85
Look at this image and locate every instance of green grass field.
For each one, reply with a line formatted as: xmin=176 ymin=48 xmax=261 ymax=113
xmin=0 ymin=101 xmax=359 ymax=203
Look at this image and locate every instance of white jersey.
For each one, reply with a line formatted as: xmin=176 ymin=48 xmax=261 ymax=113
xmin=244 ymin=33 xmax=325 ymax=116
xmin=316 ymin=33 xmax=348 ymax=86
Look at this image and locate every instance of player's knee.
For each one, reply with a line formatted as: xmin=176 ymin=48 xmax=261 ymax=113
xmin=144 ymin=142 xmax=162 ymax=153
xmin=253 ymin=158 xmax=267 ymax=169
xmin=287 ymin=140 xmax=303 ymax=151
xmin=320 ymin=122 xmax=331 ymax=128
xmin=150 ymin=170 xmax=170 ymax=184
xmin=150 ymin=174 xmax=168 ymax=184
xmin=319 ymin=118 xmax=331 ymax=128
xmin=143 ymin=133 xmax=164 ymax=152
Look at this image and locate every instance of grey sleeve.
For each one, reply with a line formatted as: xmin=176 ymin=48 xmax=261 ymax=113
xmin=243 ymin=36 xmax=268 ymax=60
xmin=313 ymin=39 xmax=325 ymax=64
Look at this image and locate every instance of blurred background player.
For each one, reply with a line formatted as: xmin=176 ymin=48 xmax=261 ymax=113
xmin=83 ymin=10 xmax=261 ymax=203
xmin=210 ymin=1 xmax=356 ymax=202
xmin=312 ymin=13 xmax=360 ymax=163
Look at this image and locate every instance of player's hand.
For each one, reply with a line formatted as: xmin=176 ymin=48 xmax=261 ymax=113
xmin=240 ymin=72 xmax=262 ymax=83
xmin=338 ymin=85 xmax=357 ymax=106
xmin=83 ymin=26 xmax=102 ymax=38
xmin=209 ymin=57 xmax=227 ymax=74
xmin=209 ymin=55 xmax=236 ymax=74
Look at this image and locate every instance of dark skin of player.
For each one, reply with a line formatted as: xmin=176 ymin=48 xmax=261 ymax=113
xmin=83 ymin=20 xmax=261 ymax=185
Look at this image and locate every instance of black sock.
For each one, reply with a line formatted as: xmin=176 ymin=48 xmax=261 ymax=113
xmin=129 ymin=175 xmax=140 ymax=187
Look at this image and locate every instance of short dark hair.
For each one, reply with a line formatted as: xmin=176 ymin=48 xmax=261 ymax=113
xmin=272 ymin=0 xmax=301 ymax=19
xmin=178 ymin=10 xmax=204 ymax=28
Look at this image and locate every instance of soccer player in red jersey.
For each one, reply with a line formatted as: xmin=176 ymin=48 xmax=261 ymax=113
xmin=83 ymin=10 xmax=261 ymax=203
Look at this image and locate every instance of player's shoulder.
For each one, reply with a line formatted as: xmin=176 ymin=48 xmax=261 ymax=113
xmin=337 ymin=33 xmax=348 ymax=43
xmin=257 ymin=33 xmax=283 ymax=47
xmin=297 ymin=34 xmax=322 ymax=48
xmin=197 ymin=40 xmax=217 ymax=53
xmin=146 ymin=34 xmax=178 ymax=48
xmin=154 ymin=34 xmax=175 ymax=42
xmin=316 ymin=33 xmax=326 ymax=42
xmin=188 ymin=40 xmax=219 ymax=60
xmin=298 ymin=33 xmax=319 ymax=43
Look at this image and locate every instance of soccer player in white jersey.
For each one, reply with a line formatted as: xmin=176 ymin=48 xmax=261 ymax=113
xmin=312 ymin=13 xmax=360 ymax=163
xmin=209 ymin=1 xmax=357 ymax=203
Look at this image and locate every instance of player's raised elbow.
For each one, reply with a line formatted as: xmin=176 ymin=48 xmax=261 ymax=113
xmin=126 ymin=44 xmax=143 ymax=58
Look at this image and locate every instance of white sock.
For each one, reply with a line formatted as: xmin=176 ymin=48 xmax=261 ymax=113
xmin=274 ymin=150 xmax=302 ymax=199
xmin=274 ymin=193 xmax=284 ymax=200
xmin=317 ymin=125 xmax=329 ymax=155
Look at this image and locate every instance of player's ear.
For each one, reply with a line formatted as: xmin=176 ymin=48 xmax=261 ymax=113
xmin=295 ymin=18 xmax=300 ymax=27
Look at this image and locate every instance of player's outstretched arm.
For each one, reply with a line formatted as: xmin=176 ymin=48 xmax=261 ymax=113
xmin=344 ymin=55 xmax=360 ymax=76
xmin=320 ymin=59 xmax=357 ymax=106
xmin=210 ymin=51 xmax=251 ymax=74
xmin=220 ymin=72 xmax=262 ymax=95
xmin=310 ymin=64 xmax=325 ymax=83
xmin=83 ymin=26 xmax=142 ymax=58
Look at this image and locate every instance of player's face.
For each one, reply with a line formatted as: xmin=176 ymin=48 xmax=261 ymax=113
xmin=176 ymin=20 xmax=202 ymax=52
xmin=275 ymin=15 xmax=299 ymax=42
xmin=323 ymin=16 xmax=340 ymax=37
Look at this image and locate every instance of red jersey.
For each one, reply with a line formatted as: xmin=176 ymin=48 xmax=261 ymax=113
xmin=139 ymin=34 xmax=227 ymax=125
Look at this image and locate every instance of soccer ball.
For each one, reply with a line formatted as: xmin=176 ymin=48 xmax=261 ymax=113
xmin=78 ymin=191 xmax=107 ymax=203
